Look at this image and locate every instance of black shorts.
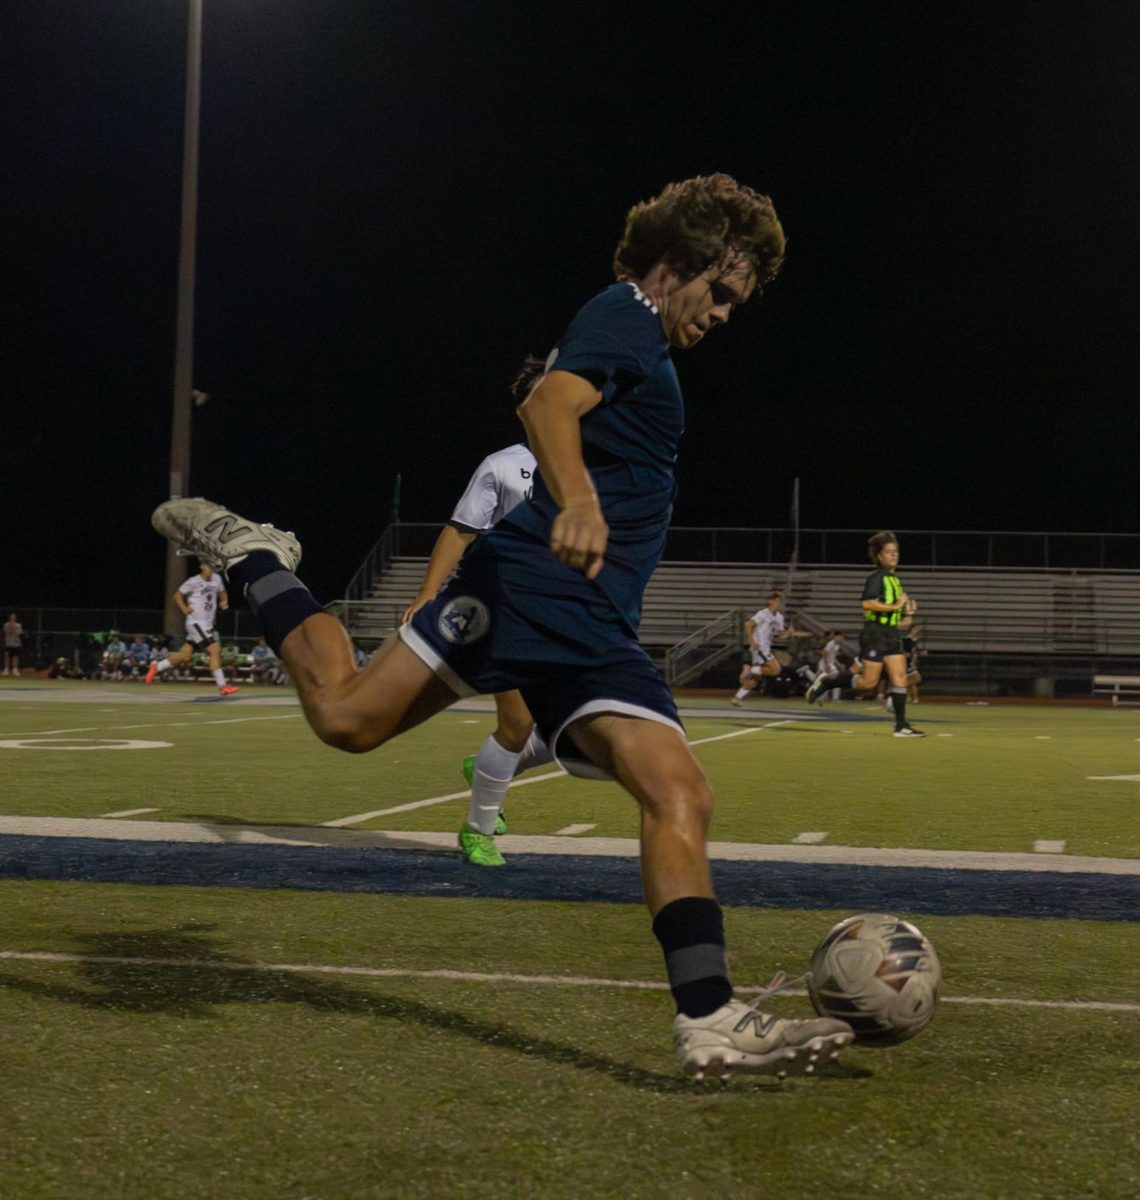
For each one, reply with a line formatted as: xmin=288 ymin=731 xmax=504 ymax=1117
xmin=859 ymin=622 xmax=904 ymax=662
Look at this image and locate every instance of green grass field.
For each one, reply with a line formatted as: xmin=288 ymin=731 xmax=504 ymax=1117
xmin=0 ymin=680 xmax=1137 ymax=1199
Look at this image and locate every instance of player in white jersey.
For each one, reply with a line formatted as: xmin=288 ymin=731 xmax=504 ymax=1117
xmin=145 ymin=562 xmax=239 ymax=695
xmin=813 ymin=629 xmax=846 ymax=699
xmin=402 ymin=443 xmax=552 ymax=866
xmin=730 ymin=592 xmax=787 ymax=706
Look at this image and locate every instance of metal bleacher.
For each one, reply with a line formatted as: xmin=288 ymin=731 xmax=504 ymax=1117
xmin=332 ymin=526 xmax=1140 ymax=694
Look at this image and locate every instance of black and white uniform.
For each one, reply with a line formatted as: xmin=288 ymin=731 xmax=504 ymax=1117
xmin=448 ymin=443 xmax=536 ymax=535
xmin=747 ymin=608 xmax=785 ymax=672
xmin=180 ymin=574 xmax=224 ymax=650
xmin=817 ymin=635 xmax=842 ymax=680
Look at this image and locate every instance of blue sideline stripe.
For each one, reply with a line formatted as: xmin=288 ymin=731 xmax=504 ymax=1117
xmin=0 ymin=836 xmax=1134 ymax=920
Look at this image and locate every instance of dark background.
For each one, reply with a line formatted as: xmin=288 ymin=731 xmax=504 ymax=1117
xmin=4 ymin=1 xmax=1138 ymax=607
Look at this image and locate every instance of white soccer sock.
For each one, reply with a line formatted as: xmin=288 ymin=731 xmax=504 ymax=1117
xmin=156 ymin=658 xmax=173 ymax=673
xmin=733 ymin=687 xmax=750 ymax=701
xmin=213 ymin=669 xmax=227 ymax=689
xmin=516 ymin=729 xmax=553 ymax=773
xmin=466 ymin=734 xmax=522 ymax=834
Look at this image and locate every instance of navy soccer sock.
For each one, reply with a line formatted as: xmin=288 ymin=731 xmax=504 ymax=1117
xmin=652 ymin=896 xmax=733 ymax=1018
xmin=228 ymin=550 xmax=323 ymax=655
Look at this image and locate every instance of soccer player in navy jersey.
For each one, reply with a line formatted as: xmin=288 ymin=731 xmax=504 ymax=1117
xmin=152 ymin=174 xmax=853 ymax=1080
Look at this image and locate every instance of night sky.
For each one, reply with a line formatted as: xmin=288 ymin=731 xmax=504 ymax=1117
xmin=5 ymin=1 xmax=1138 ymax=608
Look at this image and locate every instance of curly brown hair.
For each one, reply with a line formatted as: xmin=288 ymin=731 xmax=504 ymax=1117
xmin=867 ymin=531 xmax=899 ymax=563
xmin=612 ymin=173 xmax=786 ymax=285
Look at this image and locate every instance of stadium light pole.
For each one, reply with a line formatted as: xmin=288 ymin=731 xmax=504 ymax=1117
xmin=163 ymin=0 xmax=203 ymax=636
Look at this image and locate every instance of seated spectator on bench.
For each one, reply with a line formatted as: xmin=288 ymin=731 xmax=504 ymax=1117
xmin=250 ymin=637 xmax=276 ymax=684
xmin=125 ymin=635 xmax=151 ymax=680
xmin=48 ymin=656 xmax=85 ymax=680
xmin=100 ymin=633 xmax=127 ymax=681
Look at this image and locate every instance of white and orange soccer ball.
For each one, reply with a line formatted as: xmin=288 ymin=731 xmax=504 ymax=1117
xmin=807 ymin=913 xmax=941 ymax=1044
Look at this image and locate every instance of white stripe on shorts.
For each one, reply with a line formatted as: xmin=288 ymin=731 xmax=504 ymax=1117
xmin=396 ymin=624 xmax=476 ymax=698
xmin=550 ymin=699 xmax=686 ymax=782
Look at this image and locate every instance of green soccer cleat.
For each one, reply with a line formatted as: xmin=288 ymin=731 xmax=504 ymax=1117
xmin=458 ymin=825 xmax=506 ymax=867
xmin=460 ymin=755 xmax=507 ymax=834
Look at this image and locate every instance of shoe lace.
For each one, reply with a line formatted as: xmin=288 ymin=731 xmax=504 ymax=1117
xmin=740 ymin=970 xmax=809 ymax=1009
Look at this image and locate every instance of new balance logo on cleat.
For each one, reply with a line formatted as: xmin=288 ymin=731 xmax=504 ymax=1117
xmin=204 ymin=514 xmax=256 ymax=544
xmin=673 ymin=998 xmax=853 ymax=1083
xmin=151 ymin=499 xmax=302 ymax=574
xmin=732 ymin=1010 xmax=780 ymax=1037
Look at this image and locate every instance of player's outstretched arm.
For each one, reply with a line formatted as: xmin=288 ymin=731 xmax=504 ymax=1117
xmin=519 ymin=370 xmax=607 ymax=579
xmin=402 ymin=525 xmax=477 ymax=623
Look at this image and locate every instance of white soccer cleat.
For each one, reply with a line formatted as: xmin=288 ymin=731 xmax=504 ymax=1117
xmin=152 ymin=498 xmax=301 ymax=574
xmin=673 ymin=998 xmax=853 ymax=1082
xmin=893 ymin=725 xmax=926 ymax=738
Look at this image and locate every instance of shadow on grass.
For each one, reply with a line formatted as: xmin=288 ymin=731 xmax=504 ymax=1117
xmin=0 ymin=924 xmax=870 ymax=1093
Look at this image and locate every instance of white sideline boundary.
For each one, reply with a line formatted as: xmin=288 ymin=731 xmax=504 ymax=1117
xmin=1 ymin=815 xmax=1138 ymax=875
xmin=0 ymin=951 xmax=1135 ymax=1014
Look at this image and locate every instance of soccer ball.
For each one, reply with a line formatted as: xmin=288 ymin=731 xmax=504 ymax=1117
xmin=807 ymin=913 xmax=941 ymax=1045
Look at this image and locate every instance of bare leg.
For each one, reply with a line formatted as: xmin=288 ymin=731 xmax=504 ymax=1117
xmin=279 ymin=616 xmax=458 ymax=753
xmin=854 ymin=660 xmax=883 ymax=697
xmin=491 ymin=688 xmax=534 ymax=752
xmin=565 ymin=714 xmax=714 ymax=915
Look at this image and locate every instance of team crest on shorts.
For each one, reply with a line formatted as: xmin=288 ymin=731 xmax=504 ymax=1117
xmin=438 ymin=596 xmax=490 ymax=645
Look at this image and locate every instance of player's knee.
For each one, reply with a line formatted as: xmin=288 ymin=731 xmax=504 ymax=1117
xmin=494 ymin=714 xmax=534 ymax=751
xmin=651 ymin=775 xmax=715 ymax=830
xmin=314 ymin=708 xmax=388 ymax=755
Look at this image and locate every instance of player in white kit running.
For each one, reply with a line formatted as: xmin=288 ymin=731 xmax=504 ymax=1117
xmin=730 ymin=592 xmax=787 ymax=706
xmin=402 ymin=443 xmax=553 ymax=866
xmin=145 ymin=562 xmax=239 ymax=695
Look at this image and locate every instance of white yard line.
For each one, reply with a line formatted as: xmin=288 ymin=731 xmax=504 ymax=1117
xmin=322 ymin=767 xmax=568 ymax=826
xmin=0 ymin=726 xmax=99 ymax=739
xmin=100 ymin=808 xmax=160 ymax=819
xmin=555 ymin=823 xmax=597 ymax=836
xmin=0 ymin=950 xmax=1134 ymax=1014
xmin=2 ymin=815 xmax=1137 ymax=875
xmin=0 ymin=715 xmax=302 ymax=741
xmin=325 ymin=720 xmax=795 ymax=827
xmin=793 ymin=832 xmax=828 ymax=845
xmin=1034 ymin=840 xmax=1066 ymax=854
xmin=687 ymin=719 xmax=795 ymax=747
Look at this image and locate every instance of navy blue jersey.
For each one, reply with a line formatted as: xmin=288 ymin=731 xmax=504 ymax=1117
xmin=496 ymin=282 xmax=681 ymax=631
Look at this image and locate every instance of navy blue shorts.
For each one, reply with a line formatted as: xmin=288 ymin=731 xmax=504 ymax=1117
xmin=401 ymin=534 xmax=682 ymax=777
